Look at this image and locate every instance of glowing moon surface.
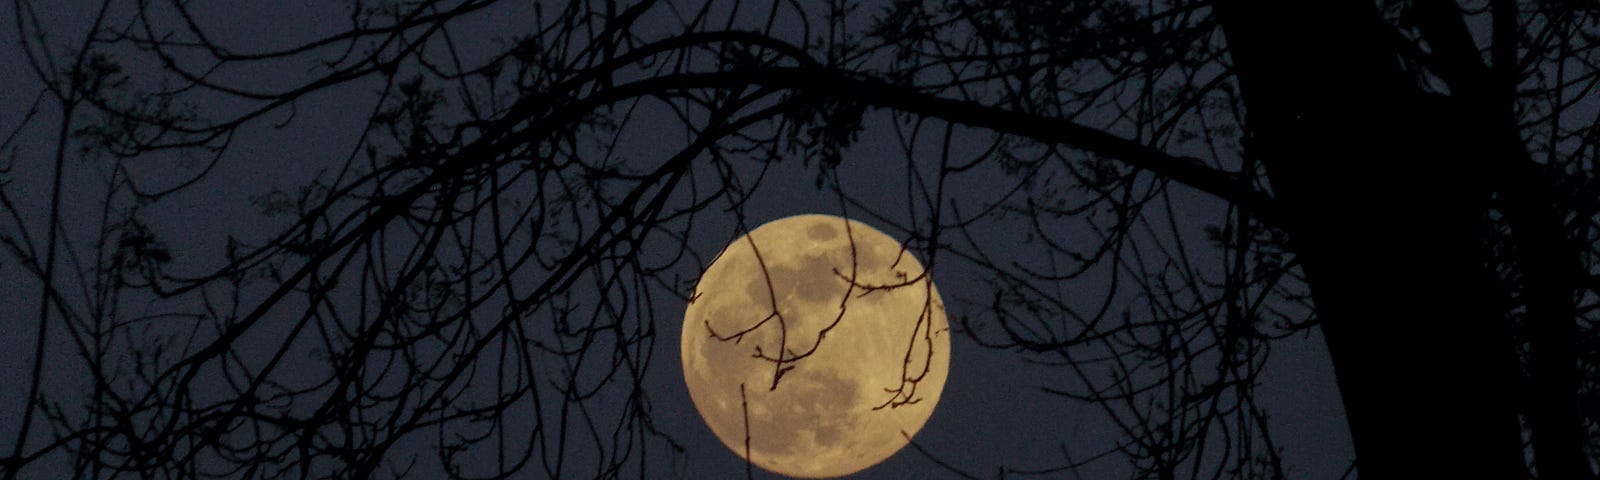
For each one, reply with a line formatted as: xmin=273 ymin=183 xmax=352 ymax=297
xmin=681 ymin=214 xmax=950 ymax=478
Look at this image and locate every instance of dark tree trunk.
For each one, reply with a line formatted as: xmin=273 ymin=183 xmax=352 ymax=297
xmin=1214 ymin=2 xmax=1527 ymax=478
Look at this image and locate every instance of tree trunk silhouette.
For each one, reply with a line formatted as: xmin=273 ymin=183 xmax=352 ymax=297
xmin=4 ymin=1 xmax=1594 ymax=478
xmin=1216 ymin=2 xmax=1528 ymax=478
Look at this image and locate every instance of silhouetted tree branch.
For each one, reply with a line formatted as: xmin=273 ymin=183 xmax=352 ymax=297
xmin=0 ymin=0 xmax=1595 ymax=479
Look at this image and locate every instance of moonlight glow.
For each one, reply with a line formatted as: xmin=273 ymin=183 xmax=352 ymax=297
xmin=681 ymin=214 xmax=950 ymax=478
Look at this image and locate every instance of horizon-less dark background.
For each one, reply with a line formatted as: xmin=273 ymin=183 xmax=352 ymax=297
xmin=1 ymin=1 xmax=1364 ymax=478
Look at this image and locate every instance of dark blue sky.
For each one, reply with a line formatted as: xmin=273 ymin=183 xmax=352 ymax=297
xmin=0 ymin=2 xmax=1351 ymax=478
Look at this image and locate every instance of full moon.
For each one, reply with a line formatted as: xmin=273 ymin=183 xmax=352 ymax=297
xmin=681 ymin=214 xmax=950 ymax=478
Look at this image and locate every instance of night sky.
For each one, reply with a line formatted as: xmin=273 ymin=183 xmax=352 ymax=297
xmin=0 ymin=1 xmax=1353 ymax=478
